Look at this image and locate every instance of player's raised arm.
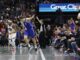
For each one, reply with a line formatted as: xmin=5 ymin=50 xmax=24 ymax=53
xmin=26 ymin=15 xmax=35 ymax=20
xmin=36 ymin=16 xmax=43 ymax=24
xmin=20 ymin=18 xmax=25 ymax=29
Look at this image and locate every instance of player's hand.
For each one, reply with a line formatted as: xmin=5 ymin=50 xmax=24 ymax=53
xmin=40 ymin=20 xmax=43 ymax=24
xmin=32 ymin=15 xmax=35 ymax=18
xmin=36 ymin=16 xmax=43 ymax=24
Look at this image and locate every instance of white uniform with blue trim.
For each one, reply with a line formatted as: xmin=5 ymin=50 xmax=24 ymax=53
xmin=8 ymin=24 xmax=16 ymax=47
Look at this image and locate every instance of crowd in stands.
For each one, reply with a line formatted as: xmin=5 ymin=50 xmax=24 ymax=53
xmin=39 ymin=17 xmax=80 ymax=54
xmin=0 ymin=0 xmax=36 ymax=20
xmin=51 ymin=18 xmax=80 ymax=53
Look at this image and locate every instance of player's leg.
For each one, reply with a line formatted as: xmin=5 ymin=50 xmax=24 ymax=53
xmin=24 ymin=30 xmax=31 ymax=48
xmin=35 ymin=36 xmax=39 ymax=47
xmin=29 ymin=30 xmax=38 ymax=50
xmin=32 ymin=37 xmax=37 ymax=49
xmin=8 ymin=34 xmax=13 ymax=50
xmin=11 ymin=33 xmax=16 ymax=48
xmin=30 ymin=33 xmax=38 ymax=50
xmin=24 ymin=35 xmax=30 ymax=47
xmin=8 ymin=34 xmax=12 ymax=47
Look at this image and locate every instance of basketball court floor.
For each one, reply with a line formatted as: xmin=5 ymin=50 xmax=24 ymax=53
xmin=0 ymin=46 xmax=80 ymax=60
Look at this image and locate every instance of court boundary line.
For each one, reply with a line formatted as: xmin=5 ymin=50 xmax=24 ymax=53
xmin=39 ymin=49 xmax=46 ymax=60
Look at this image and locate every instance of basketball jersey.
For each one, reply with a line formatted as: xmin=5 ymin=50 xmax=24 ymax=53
xmin=8 ymin=25 xmax=13 ymax=34
xmin=24 ymin=19 xmax=36 ymax=37
xmin=24 ymin=21 xmax=33 ymax=30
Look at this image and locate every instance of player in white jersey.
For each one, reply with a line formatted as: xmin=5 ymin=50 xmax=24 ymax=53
xmin=7 ymin=20 xmax=16 ymax=48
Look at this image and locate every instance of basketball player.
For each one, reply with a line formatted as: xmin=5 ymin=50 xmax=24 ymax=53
xmin=21 ymin=14 xmax=38 ymax=50
xmin=7 ymin=20 xmax=17 ymax=48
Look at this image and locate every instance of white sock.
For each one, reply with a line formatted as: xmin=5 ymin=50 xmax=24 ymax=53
xmin=34 ymin=45 xmax=37 ymax=48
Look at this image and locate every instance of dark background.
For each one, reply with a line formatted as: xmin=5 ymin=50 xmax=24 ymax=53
xmin=0 ymin=0 xmax=80 ymax=25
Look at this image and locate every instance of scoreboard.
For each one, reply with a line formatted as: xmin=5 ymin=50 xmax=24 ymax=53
xmin=39 ymin=3 xmax=80 ymax=12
